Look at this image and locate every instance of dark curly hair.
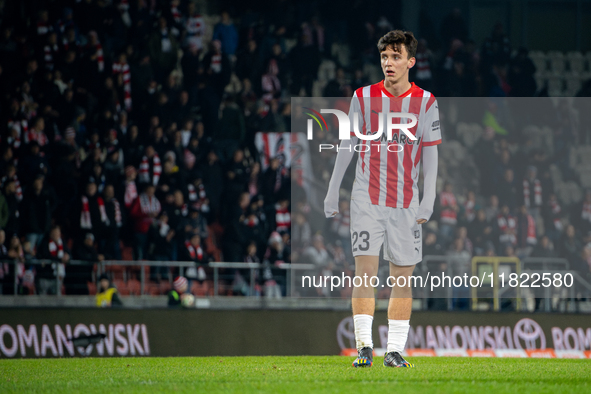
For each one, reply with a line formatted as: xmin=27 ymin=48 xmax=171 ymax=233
xmin=377 ymin=30 xmax=418 ymax=59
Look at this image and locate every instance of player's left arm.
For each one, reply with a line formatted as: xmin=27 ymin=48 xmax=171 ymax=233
xmin=417 ymin=145 xmax=438 ymax=223
xmin=417 ymin=97 xmax=441 ymax=224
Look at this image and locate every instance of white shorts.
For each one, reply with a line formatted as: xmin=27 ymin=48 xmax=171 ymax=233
xmin=350 ymin=199 xmax=422 ymax=266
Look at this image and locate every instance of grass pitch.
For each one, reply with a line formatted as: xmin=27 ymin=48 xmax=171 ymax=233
xmin=1 ymin=356 xmax=589 ymax=393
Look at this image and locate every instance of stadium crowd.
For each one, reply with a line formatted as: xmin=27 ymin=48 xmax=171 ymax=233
xmin=0 ymin=1 xmax=590 ymax=300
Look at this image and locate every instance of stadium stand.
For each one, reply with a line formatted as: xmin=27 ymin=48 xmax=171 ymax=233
xmin=0 ymin=1 xmax=590 ymax=310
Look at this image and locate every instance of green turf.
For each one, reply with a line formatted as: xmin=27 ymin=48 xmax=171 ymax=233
xmin=1 ymin=356 xmax=589 ymax=393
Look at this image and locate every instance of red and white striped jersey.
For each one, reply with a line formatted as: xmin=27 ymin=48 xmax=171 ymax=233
xmin=349 ymin=81 xmax=441 ymax=208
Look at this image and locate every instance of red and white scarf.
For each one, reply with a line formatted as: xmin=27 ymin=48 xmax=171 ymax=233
xmin=440 ymin=191 xmax=458 ymax=225
xmin=526 ymin=214 xmax=537 ymax=245
xmin=81 ymin=195 xmax=108 ymax=229
xmin=112 ymin=61 xmax=132 ymax=111
xmin=7 ymin=118 xmax=28 ymax=149
xmin=497 ymin=214 xmax=516 ymax=245
xmin=37 ymin=21 xmax=51 ymax=36
xmin=275 ymin=204 xmax=291 ymax=232
xmin=188 ymin=184 xmax=197 ymax=202
xmin=171 ymin=4 xmax=182 ymax=23
xmin=185 ymin=241 xmax=203 ymax=260
xmin=139 ymin=154 xmax=161 ymax=186
xmin=24 ymin=130 xmax=48 ymax=146
xmin=95 ymin=42 xmax=104 ymax=72
xmin=124 ymin=180 xmax=138 ymax=208
xmin=139 ymin=194 xmax=161 ymax=215
xmin=551 ymin=199 xmax=563 ymax=231
xmin=112 ymin=198 xmax=122 ymax=228
xmin=523 ymin=179 xmax=542 ymax=207
xmin=44 ymin=44 xmax=59 ymax=70
xmin=48 ymin=239 xmax=64 ymax=259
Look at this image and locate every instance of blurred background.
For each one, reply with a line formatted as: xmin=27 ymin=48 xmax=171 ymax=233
xmin=0 ymin=0 xmax=591 ymax=322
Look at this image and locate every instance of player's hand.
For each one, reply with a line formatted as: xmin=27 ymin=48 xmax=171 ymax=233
xmin=324 ymin=194 xmax=339 ymax=218
xmin=416 ymin=218 xmax=427 ymax=224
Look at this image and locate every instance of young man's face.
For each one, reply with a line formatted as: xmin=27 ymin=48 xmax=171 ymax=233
xmin=380 ymin=44 xmax=415 ymax=85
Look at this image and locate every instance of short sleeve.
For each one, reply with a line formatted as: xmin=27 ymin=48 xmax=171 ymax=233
xmin=422 ymin=98 xmax=442 ymax=146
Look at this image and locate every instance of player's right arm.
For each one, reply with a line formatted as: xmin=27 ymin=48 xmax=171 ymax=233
xmin=324 ymin=136 xmax=358 ymax=217
xmin=324 ymin=92 xmax=362 ymax=218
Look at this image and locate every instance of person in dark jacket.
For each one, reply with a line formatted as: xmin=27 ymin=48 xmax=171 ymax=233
xmin=68 ymin=232 xmax=103 ymax=295
xmin=147 ymin=211 xmax=175 ymax=281
xmin=77 ymin=180 xmax=109 ymax=244
xmin=21 ymin=174 xmax=56 ymax=248
xmin=36 ymin=225 xmax=70 ymax=295
xmin=102 ymin=184 xmax=123 ymax=259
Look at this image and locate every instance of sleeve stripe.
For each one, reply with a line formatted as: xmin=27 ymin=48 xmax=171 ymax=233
xmin=423 ymin=139 xmax=442 ymax=146
xmin=426 ymin=95 xmax=436 ymax=112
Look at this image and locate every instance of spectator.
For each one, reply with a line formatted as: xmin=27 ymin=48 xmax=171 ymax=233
xmin=21 ymin=174 xmax=56 ymax=248
xmin=485 ymin=195 xmax=500 ymax=222
xmin=184 ymin=3 xmax=205 ymax=51
xmin=139 ymin=145 xmax=162 ymax=186
xmin=516 ymin=205 xmax=537 ymax=258
xmin=0 ymin=229 xmax=8 ymax=294
xmin=1 ymin=179 xmax=20 ymax=238
xmin=123 ymin=165 xmax=138 ymax=209
xmin=497 ymin=169 xmax=518 ymax=210
xmin=439 ymin=182 xmax=459 ymax=245
xmin=36 ymin=225 xmax=70 ymax=295
xmin=579 ymin=190 xmax=591 ymax=235
xmin=531 ymin=235 xmax=556 ymax=258
xmin=522 ymin=166 xmax=543 ymax=215
xmin=263 ymin=231 xmax=288 ymax=298
xmin=149 ymin=17 xmax=179 ymax=83
xmin=69 ymin=233 xmax=102 ymax=295
xmin=559 ymin=225 xmax=581 ymax=265
xmin=544 ymin=193 xmax=564 ymax=242
xmin=468 ymin=209 xmax=494 ymax=255
xmin=496 ymin=204 xmax=517 ymax=249
xmin=147 ymin=211 xmax=175 ymax=281
xmin=236 ymin=39 xmax=262 ymax=85
xmin=168 ymin=276 xmax=190 ymax=308
xmin=302 ymin=234 xmax=330 ymax=268
xmin=130 ymin=184 xmax=161 ymax=260
xmin=462 ymin=190 xmax=477 ymax=223
xmin=78 ymin=180 xmax=109 ymax=243
xmin=202 ymin=39 xmax=231 ymax=98
xmin=423 ymin=232 xmax=444 ymax=256
xmin=292 ymin=211 xmax=312 ymax=252
xmin=181 ymin=233 xmax=208 ymax=284
xmin=213 ymin=11 xmax=238 ymax=57
xmin=103 ymin=184 xmax=123 ymax=259
xmin=261 ymin=158 xmax=287 ymax=206
xmin=96 ymin=273 xmax=122 ymax=307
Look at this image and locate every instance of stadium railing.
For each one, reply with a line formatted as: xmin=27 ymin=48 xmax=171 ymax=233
xmin=1 ymin=259 xmax=316 ymax=298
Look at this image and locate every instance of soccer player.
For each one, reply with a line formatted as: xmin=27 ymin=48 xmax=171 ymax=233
xmin=324 ymin=30 xmax=440 ymax=368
